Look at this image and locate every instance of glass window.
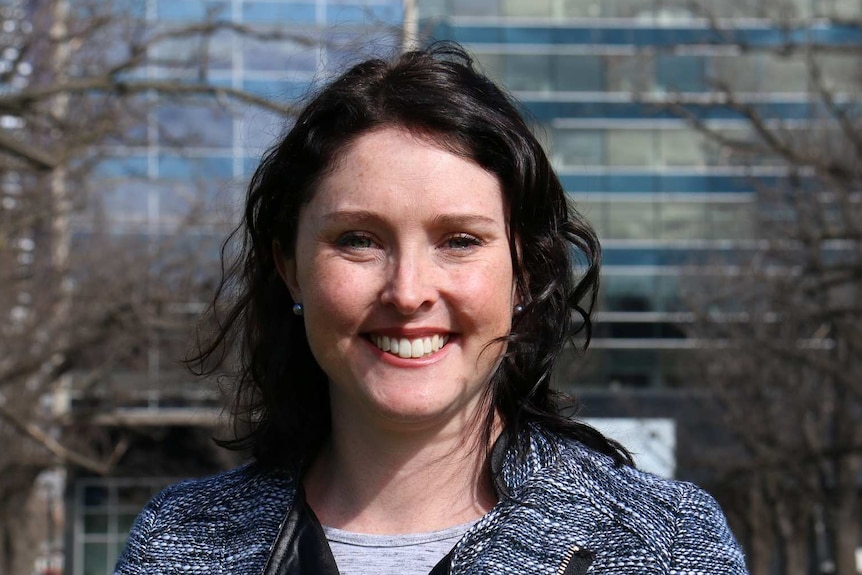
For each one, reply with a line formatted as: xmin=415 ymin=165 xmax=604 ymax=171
xmin=93 ymin=156 xmax=149 ymax=180
xmin=561 ymin=0 xmax=602 ymax=17
xmin=326 ymin=3 xmax=402 ymax=24
xmin=502 ymin=0 xmax=552 ymax=16
xmin=816 ymin=54 xmax=859 ymax=93
xmin=711 ymin=54 xmax=760 ymax=93
xmin=243 ymin=35 xmax=319 ymax=73
xmin=158 ymin=155 xmax=233 ymax=180
xmin=605 ymin=54 xmax=654 ymax=93
xmin=601 ymin=0 xmax=657 ymax=18
xmin=553 ymin=55 xmax=603 ymax=92
xmin=149 ymin=31 xmax=234 ymax=71
xmin=607 ymin=201 xmax=657 ymax=239
xmin=472 ymin=52 xmax=506 ymax=85
xmin=157 ymin=0 xmax=228 ymax=21
xmin=708 ymin=201 xmax=754 ymax=240
xmin=762 ymin=55 xmax=809 ymax=92
xmin=607 ymin=130 xmax=655 ymax=167
xmin=452 ymin=0 xmax=500 ymax=16
xmin=99 ymin=180 xmax=151 ymax=223
xmin=659 ymin=129 xmax=706 ymax=167
xmin=552 ymin=129 xmax=604 ymax=167
xmin=655 ymin=274 xmax=683 ymax=312
xmin=659 ymin=202 xmax=706 ymax=240
xmin=817 ymin=0 xmax=862 ymax=17
xmin=656 ymin=55 xmax=706 ymax=92
xmin=504 ymin=54 xmax=552 ymax=91
xmin=604 ymin=350 xmax=659 ymax=389
xmin=156 ymin=103 xmax=233 ymax=148
xmin=603 ymin=274 xmax=658 ymax=311
xmin=243 ymin=2 xmax=317 ymax=23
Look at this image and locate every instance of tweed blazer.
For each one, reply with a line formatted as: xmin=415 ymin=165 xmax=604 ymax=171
xmin=115 ymin=427 xmax=748 ymax=575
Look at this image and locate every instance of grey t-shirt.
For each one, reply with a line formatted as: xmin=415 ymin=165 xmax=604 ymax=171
xmin=323 ymin=521 xmax=477 ymax=575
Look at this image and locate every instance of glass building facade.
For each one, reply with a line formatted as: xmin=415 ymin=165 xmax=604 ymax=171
xmin=418 ymin=0 xmax=862 ymax=389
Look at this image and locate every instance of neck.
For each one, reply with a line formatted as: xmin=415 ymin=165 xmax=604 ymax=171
xmin=303 ymin=413 xmax=500 ymax=534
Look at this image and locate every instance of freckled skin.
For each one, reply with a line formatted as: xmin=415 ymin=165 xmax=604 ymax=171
xmin=278 ymin=128 xmax=515 ymax=435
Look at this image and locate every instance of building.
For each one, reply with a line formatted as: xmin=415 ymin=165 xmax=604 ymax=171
xmin=418 ymin=0 xmax=860 ymax=390
xmin=47 ymin=0 xmax=861 ymax=573
xmin=416 ymin=2 xmax=862 ymax=571
xmin=59 ymin=2 xmax=404 ymax=574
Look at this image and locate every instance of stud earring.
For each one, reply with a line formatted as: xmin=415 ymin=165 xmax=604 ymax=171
xmin=513 ymin=304 xmax=524 ymax=315
xmin=292 ymin=303 xmax=304 ymax=316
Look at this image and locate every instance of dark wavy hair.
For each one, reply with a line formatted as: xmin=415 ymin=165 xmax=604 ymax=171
xmin=190 ymin=42 xmax=632 ymax=469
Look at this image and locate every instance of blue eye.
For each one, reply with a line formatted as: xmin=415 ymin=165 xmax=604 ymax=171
xmin=338 ymin=233 xmax=374 ymax=249
xmin=447 ymin=234 xmax=481 ymax=249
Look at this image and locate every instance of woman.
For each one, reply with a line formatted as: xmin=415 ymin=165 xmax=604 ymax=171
xmin=116 ymin=44 xmax=747 ymax=575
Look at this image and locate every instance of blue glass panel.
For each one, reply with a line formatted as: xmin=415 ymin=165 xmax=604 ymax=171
xmin=157 ymin=0 xmax=228 ymax=21
xmin=158 ymin=155 xmax=233 ymax=179
xmin=503 ymin=27 xmax=553 ymax=43
xmin=327 ymin=3 xmax=403 ymax=24
xmin=243 ymin=79 xmax=309 ymax=100
xmin=93 ymin=156 xmax=149 ymax=179
xmin=156 ymin=104 xmax=233 ymax=148
xmin=656 ymin=55 xmax=706 ymax=92
xmin=445 ymin=26 xmax=502 ymax=43
xmin=243 ymin=2 xmax=317 ymax=23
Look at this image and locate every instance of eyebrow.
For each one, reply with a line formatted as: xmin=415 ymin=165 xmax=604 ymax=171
xmin=321 ymin=210 xmax=502 ymax=229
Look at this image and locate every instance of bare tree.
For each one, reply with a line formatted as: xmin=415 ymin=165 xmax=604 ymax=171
xmin=0 ymin=0 xmax=401 ymax=572
xmin=666 ymin=3 xmax=862 ymax=574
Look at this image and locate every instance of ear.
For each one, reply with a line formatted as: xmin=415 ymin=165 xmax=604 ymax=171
xmin=273 ymin=240 xmax=302 ymax=303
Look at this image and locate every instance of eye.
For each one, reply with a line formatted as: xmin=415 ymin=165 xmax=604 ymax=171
xmin=445 ymin=233 xmax=482 ymax=250
xmin=336 ymin=233 xmax=375 ymax=250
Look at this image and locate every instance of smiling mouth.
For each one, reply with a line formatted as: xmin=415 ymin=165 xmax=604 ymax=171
xmin=369 ymin=334 xmax=450 ymax=359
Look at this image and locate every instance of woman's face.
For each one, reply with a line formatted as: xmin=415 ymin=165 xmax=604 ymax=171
xmin=277 ymin=127 xmax=515 ymax=434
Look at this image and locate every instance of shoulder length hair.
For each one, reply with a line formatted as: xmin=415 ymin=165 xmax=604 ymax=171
xmin=190 ymin=42 xmax=632 ymax=469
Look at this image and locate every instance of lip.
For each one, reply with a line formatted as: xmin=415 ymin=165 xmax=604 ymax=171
xmin=363 ymin=327 xmax=452 ymax=338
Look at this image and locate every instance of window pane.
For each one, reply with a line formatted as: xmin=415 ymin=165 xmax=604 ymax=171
xmin=711 ymin=54 xmax=760 ymax=92
xmin=156 ymin=103 xmax=233 ymax=148
xmin=561 ymin=0 xmax=602 ymax=16
xmin=473 ymin=53 xmax=505 ymax=85
xmin=554 ymin=55 xmax=603 ymax=92
xmin=603 ymin=274 xmax=658 ymax=311
xmin=660 ymin=202 xmax=706 ymax=240
xmin=502 ymin=0 xmax=552 ymax=16
xmin=709 ymin=202 xmax=754 ymax=240
xmin=606 ymin=54 xmax=654 ymax=93
xmin=452 ymin=0 xmax=500 ymax=16
xmin=243 ymin=35 xmax=318 ymax=73
xmin=243 ymin=2 xmax=317 ymax=23
xmin=762 ymin=56 xmax=809 ymax=92
xmin=660 ymin=129 xmax=705 ymax=167
xmin=607 ymin=201 xmax=657 ymax=239
xmin=505 ymin=54 xmax=552 ymax=91
xmin=83 ymin=542 xmax=109 ymax=575
xmin=607 ymin=130 xmax=655 ymax=167
xmin=657 ymin=55 xmax=706 ymax=92
xmin=552 ymin=129 xmax=604 ymax=167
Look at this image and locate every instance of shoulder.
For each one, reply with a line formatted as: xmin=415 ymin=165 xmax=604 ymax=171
xmin=115 ymin=462 xmax=297 ymax=575
xmin=551 ymin=435 xmax=748 ymax=573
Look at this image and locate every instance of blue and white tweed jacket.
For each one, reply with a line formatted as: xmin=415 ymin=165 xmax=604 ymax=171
xmin=115 ymin=427 xmax=748 ymax=574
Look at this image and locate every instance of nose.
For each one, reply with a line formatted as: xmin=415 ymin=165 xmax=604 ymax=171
xmin=380 ymin=249 xmax=437 ymax=315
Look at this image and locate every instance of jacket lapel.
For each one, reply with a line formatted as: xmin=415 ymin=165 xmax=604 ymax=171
xmin=261 ymin=485 xmax=340 ymax=575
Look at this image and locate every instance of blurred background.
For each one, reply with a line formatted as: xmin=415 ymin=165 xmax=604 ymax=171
xmin=0 ymin=0 xmax=859 ymax=574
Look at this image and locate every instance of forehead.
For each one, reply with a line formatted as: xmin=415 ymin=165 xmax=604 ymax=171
xmin=306 ymin=127 xmax=507 ymax=223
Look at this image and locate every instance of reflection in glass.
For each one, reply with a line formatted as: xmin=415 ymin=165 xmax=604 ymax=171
xmin=552 ymin=129 xmax=604 ymax=167
xmin=607 ymin=130 xmax=654 ymax=167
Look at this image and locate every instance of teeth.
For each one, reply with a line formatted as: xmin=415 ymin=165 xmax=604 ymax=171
xmin=371 ymin=334 xmax=449 ymax=358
